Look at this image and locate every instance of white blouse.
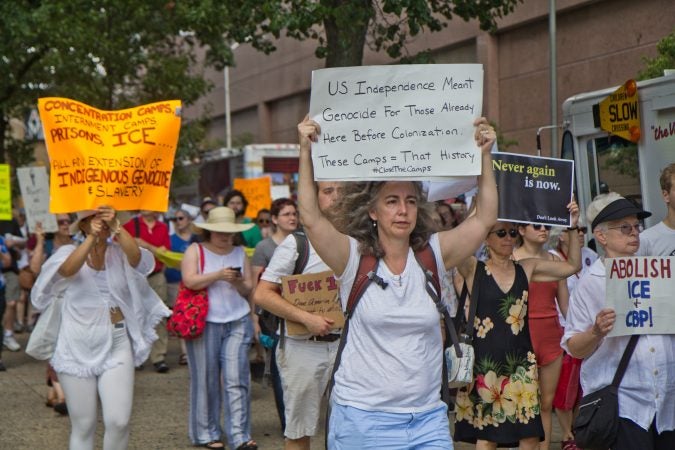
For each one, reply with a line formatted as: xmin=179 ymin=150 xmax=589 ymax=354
xmin=31 ymin=244 xmax=171 ymax=377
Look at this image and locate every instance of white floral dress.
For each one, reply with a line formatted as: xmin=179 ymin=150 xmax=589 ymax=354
xmin=454 ymin=261 xmax=544 ymax=447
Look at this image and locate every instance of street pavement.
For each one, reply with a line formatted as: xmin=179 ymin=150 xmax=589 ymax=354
xmin=1 ymin=332 xmax=563 ymax=449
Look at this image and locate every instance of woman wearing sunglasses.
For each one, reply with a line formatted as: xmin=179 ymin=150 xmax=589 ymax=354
xmin=563 ymin=194 xmax=675 ymax=449
xmin=512 ymin=222 xmax=572 ymax=450
xmin=453 ymin=205 xmax=581 ymax=450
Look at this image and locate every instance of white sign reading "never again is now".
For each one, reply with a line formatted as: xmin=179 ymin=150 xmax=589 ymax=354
xmin=309 ymin=64 xmax=483 ymax=180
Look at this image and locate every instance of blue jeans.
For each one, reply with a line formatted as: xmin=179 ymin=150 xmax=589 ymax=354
xmin=328 ymin=401 xmax=453 ymax=450
xmin=187 ymin=315 xmax=254 ymax=448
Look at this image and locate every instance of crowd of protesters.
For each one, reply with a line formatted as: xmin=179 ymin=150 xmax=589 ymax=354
xmin=2 ymin=126 xmax=673 ymax=450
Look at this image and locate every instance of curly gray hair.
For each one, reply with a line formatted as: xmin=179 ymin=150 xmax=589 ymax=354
xmin=333 ymin=181 xmax=437 ymax=258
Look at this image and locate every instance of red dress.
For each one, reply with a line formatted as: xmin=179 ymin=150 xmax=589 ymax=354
xmin=527 ymin=280 xmax=563 ymax=366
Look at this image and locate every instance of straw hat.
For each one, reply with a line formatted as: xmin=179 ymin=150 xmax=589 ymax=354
xmin=192 ymin=207 xmax=254 ymax=233
xmin=70 ymin=210 xmax=97 ymax=234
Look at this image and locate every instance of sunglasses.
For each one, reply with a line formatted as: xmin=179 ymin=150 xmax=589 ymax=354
xmin=607 ymin=223 xmax=643 ymax=236
xmin=57 ymin=219 xmax=71 ymax=226
xmin=175 ymin=216 xmax=187 ymax=222
xmin=530 ymin=224 xmax=552 ymax=231
xmin=577 ymin=226 xmax=588 ymax=234
xmin=257 ymin=219 xmax=271 ymax=225
xmin=490 ymin=228 xmax=519 ymax=238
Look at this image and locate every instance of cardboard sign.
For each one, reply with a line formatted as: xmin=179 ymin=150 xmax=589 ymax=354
xmin=233 ymin=176 xmax=272 ymax=219
xmin=17 ymin=167 xmax=58 ymax=232
xmin=37 ymin=97 xmax=182 ymax=213
xmin=595 ymin=79 xmax=641 ymax=143
xmin=606 ymin=257 xmax=675 ymax=336
xmin=309 ymin=64 xmax=483 ymax=180
xmin=493 ymin=152 xmax=574 ymax=227
xmin=281 ymin=270 xmax=344 ymax=336
xmin=0 ymin=164 xmax=11 ymax=220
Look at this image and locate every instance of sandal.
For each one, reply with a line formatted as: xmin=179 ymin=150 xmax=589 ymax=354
xmin=201 ymin=441 xmax=224 ymax=449
xmin=236 ymin=440 xmax=258 ymax=450
xmin=179 ymin=353 xmax=188 ymax=365
xmin=561 ymin=438 xmax=581 ymax=450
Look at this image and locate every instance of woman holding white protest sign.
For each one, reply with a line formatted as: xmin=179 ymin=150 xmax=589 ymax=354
xmin=453 ymin=202 xmax=580 ymax=449
xmin=30 ymin=205 xmax=170 ymax=450
xmin=296 ymin=114 xmax=497 ymax=449
xmin=563 ymin=193 xmax=675 ymax=449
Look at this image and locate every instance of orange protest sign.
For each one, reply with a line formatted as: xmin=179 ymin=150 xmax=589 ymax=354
xmin=233 ymin=176 xmax=272 ymax=219
xmin=38 ymin=98 xmax=182 ymax=213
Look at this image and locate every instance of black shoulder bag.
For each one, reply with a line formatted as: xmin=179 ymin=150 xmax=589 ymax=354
xmin=572 ymin=334 xmax=639 ymax=450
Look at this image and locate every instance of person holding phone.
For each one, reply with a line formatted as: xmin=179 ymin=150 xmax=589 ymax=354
xmin=181 ymin=207 xmax=257 ymax=450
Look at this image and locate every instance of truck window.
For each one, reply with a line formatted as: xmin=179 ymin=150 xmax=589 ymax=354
xmin=590 ymin=135 xmax=642 ymax=206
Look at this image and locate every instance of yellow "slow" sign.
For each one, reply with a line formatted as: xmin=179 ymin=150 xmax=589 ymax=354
xmin=598 ymin=79 xmax=641 ymax=143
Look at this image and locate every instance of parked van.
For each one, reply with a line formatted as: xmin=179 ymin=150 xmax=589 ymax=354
xmin=559 ymin=74 xmax=675 ymax=227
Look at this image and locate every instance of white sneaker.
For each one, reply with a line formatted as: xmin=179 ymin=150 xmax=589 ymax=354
xmin=3 ymin=334 xmax=20 ymax=352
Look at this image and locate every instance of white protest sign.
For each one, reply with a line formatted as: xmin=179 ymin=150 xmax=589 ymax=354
xmin=309 ymin=64 xmax=483 ymax=180
xmin=271 ymin=184 xmax=291 ymax=200
xmin=17 ymin=167 xmax=58 ymax=232
xmin=606 ymin=256 xmax=675 ymax=336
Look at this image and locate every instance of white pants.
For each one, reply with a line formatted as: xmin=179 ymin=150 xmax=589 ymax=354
xmin=59 ymin=323 xmax=135 ymax=450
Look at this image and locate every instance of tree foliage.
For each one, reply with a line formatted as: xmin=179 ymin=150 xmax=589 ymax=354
xmin=228 ymin=0 xmax=523 ymax=67
xmin=0 ymin=0 xmax=238 ymax=165
xmin=639 ymin=32 xmax=675 ymax=80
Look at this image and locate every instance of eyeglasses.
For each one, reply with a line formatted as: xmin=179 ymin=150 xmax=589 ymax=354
xmin=57 ymin=219 xmax=71 ymax=226
xmin=530 ymin=224 xmax=552 ymax=231
xmin=257 ymin=219 xmax=271 ymax=225
xmin=489 ymin=228 xmax=519 ymax=238
xmin=607 ymin=223 xmax=643 ymax=235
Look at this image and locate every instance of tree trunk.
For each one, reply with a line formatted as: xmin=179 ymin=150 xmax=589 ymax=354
xmin=322 ymin=0 xmax=374 ymax=68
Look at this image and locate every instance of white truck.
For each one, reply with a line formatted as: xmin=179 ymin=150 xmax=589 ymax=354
xmin=559 ymin=74 xmax=675 ymax=228
xmin=173 ymin=143 xmax=300 ymax=205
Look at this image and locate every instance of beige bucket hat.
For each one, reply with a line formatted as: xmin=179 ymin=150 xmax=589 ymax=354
xmin=192 ymin=207 xmax=254 ymax=233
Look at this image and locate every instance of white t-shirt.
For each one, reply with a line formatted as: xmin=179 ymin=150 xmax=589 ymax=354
xmin=638 ymin=221 xmax=675 ymax=257
xmin=333 ymin=233 xmax=446 ymax=413
xmin=260 ymin=233 xmax=331 ymax=339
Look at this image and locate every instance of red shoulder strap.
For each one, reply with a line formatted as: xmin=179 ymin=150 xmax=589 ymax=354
xmin=197 ymin=244 xmax=205 ymax=273
xmin=414 ymin=244 xmax=440 ymax=296
xmin=345 ymin=254 xmax=378 ymax=318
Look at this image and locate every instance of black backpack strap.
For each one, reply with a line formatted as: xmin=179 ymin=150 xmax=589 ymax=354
xmin=452 ymin=282 xmax=469 ymax=333
xmin=461 ymin=260 xmax=484 ymax=345
xmin=292 ymin=231 xmax=310 ymax=275
xmin=611 ymin=334 xmax=640 ymax=387
xmin=279 ymin=231 xmax=311 ymax=348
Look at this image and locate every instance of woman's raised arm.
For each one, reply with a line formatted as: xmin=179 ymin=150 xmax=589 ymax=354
xmin=438 ymin=118 xmax=498 ymax=269
xmin=296 ymin=116 xmax=350 ymax=276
